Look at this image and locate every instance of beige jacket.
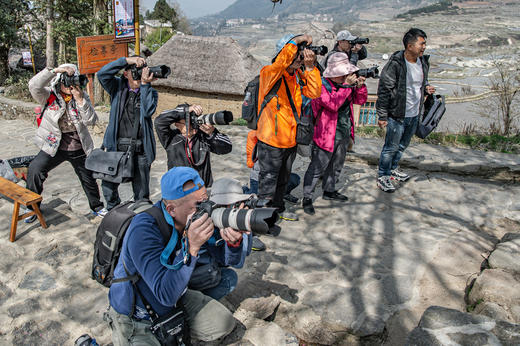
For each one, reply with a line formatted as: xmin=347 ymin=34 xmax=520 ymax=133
xmin=28 ymin=68 xmax=97 ymax=157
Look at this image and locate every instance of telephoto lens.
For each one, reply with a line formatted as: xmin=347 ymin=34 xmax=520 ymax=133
xmin=148 ymin=65 xmax=171 ymax=79
xmin=355 ymin=66 xmax=379 ymax=79
xmin=196 ymin=111 xmax=233 ymax=126
xmin=211 ymin=207 xmax=279 ymax=234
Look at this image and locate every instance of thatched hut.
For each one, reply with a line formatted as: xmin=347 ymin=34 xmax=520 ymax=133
xmin=147 ymin=35 xmax=262 ymax=117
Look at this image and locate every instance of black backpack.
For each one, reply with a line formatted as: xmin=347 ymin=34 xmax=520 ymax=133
xmin=241 ymin=75 xmax=282 ymax=130
xmin=91 ymin=200 xmax=170 ymax=287
xmin=416 ymin=94 xmax=446 ymax=139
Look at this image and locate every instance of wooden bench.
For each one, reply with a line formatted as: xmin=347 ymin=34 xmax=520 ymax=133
xmin=0 ymin=176 xmax=47 ymax=242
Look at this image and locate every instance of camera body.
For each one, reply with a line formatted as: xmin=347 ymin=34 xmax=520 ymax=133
xmin=349 ymin=37 xmax=369 ymax=45
xmin=130 ymin=64 xmax=171 ymax=80
xmin=192 ymin=199 xmax=278 ymax=234
xmin=60 ymin=73 xmax=88 ymax=88
xmin=356 ymin=66 xmax=379 ymax=79
xmin=158 ymin=107 xmax=233 ymax=131
xmin=298 ymin=41 xmax=329 ymax=57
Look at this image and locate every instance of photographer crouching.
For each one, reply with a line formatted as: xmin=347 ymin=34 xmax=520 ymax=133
xmin=154 ymin=104 xmax=233 ymax=187
xmin=25 ymin=64 xmax=105 ymax=222
xmin=105 ymin=167 xmax=259 ymax=344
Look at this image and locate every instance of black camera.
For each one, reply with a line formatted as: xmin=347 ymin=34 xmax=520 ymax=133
xmin=60 ymin=73 xmax=88 ymax=88
xmin=349 ymin=37 xmax=369 ymax=45
xmin=356 ymin=66 xmax=379 ymax=79
xmin=159 ymin=107 xmax=233 ymax=131
xmin=192 ymin=200 xmax=278 ymax=234
xmin=131 ymin=64 xmax=171 ymax=80
xmin=298 ymin=42 xmax=328 ymax=56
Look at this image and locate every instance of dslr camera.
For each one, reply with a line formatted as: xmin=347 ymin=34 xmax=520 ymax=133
xmin=192 ymin=198 xmax=278 ymax=234
xmin=60 ymin=73 xmax=88 ymax=88
xmin=349 ymin=37 xmax=370 ymax=45
xmin=131 ymin=64 xmax=171 ymax=80
xmin=298 ymin=41 xmax=328 ymax=57
xmin=355 ymin=66 xmax=379 ymax=79
xmin=158 ymin=107 xmax=233 ymax=131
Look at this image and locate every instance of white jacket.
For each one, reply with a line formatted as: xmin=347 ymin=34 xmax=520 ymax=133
xmin=28 ymin=68 xmax=97 ymax=157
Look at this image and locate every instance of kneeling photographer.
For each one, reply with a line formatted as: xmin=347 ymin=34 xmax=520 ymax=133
xmin=106 ymin=167 xmax=256 ymax=344
xmin=155 ymin=104 xmax=233 ymax=187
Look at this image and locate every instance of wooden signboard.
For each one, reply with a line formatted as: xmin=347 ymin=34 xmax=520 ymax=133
xmin=76 ymin=34 xmax=128 ymax=100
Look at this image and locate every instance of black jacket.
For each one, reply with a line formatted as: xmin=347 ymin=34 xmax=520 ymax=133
xmin=376 ymin=50 xmax=430 ymax=121
xmin=154 ymin=109 xmax=232 ymax=187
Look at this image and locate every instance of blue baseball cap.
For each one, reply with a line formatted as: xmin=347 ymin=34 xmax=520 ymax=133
xmin=161 ymin=167 xmax=205 ymax=200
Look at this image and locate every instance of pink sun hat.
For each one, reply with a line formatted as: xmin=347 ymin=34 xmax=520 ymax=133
xmin=323 ymin=52 xmax=359 ymax=78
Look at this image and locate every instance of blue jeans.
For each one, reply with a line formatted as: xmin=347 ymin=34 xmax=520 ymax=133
xmin=201 ymin=268 xmax=237 ymax=301
xmin=378 ymin=116 xmax=418 ymax=177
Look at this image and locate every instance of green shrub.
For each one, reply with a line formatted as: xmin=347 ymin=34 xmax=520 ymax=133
xmin=3 ymin=70 xmax=33 ymax=101
xmin=144 ymin=27 xmax=174 ymax=53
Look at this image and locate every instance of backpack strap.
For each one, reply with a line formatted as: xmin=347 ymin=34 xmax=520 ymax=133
xmin=144 ymin=205 xmax=172 ymax=245
xmin=38 ymin=92 xmax=57 ymax=124
xmin=258 ymin=78 xmax=283 ymax=119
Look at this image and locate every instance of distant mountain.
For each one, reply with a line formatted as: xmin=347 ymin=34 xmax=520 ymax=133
xmin=210 ymin=0 xmax=436 ymax=20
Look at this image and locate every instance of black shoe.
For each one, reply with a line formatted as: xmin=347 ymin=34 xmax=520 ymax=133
xmin=302 ymin=197 xmax=315 ymax=215
xmin=323 ymin=191 xmax=349 ymax=201
xmin=283 ymin=193 xmax=299 ymax=204
xmin=252 ymin=236 xmax=266 ymax=251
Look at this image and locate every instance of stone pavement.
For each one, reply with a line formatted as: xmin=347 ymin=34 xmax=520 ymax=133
xmin=0 ymin=117 xmax=519 ymax=345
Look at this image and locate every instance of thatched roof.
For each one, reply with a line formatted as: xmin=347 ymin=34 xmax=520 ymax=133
xmin=147 ymin=35 xmax=262 ymax=96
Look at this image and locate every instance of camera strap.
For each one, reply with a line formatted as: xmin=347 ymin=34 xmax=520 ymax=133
xmin=282 ymin=76 xmax=301 ymax=126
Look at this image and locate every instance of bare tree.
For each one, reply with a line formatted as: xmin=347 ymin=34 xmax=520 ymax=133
xmin=477 ymin=60 xmax=519 ymax=136
xmin=46 ymin=0 xmax=55 ymax=67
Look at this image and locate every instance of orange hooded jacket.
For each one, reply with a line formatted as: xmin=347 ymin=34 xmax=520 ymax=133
xmin=246 ymin=130 xmax=258 ymax=168
xmin=256 ymin=42 xmax=321 ymax=148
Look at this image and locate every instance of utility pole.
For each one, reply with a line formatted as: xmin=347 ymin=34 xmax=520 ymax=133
xmin=135 ymin=0 xmax=140 ymax=56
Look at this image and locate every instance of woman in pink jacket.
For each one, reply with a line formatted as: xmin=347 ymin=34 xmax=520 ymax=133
xmin=302 ymin=52 xmax=367 ymax=215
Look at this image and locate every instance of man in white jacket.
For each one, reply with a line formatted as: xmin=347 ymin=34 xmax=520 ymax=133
xmin=25 ymin=64 xmax=106 ymax=222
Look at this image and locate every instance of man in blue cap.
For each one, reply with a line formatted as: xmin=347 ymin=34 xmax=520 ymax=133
xmin=105 ymin=167 xmax=251 ymax=345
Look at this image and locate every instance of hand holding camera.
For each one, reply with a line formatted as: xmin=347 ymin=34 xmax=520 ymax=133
xmin=54 ymin=66 xmax=75 ymax=76
xmin=126 ymin=56 xmax=146 ymax=68
xmin=186 ymin=211 xmax=215 ymax=257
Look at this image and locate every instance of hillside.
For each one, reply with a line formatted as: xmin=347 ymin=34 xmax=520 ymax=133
xmin=209 ymin=0 xmax=438 ymax=20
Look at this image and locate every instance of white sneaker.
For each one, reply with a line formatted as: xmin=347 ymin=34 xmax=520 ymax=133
xmin=391 ymin=168 xmax=410 ymax=182
xmin=93 ymin=207 xmax=108 ymax=218
xmin=377 ymin=176 xmax=396 ymax=193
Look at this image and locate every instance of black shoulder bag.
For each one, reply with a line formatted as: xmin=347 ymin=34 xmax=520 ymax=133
xmin=283 ymin=76 xmax=314 ymax=145
xmin=86 ymin=107 xmax=140 ymax=183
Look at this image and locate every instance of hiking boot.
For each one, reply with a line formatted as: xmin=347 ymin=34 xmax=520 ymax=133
xmin=279 ymin=211 xmax=299 ymax=221
xmin=251 ymin=236 xmax=266 ymax=251
xmin=377 ymin=176 xmax=396 ymax=193
xmin=283 ymin=193 xmax=299 ymax=204
xmin=302 ymin=197 xmax=315 ymax=215
xmin=391 ymin=168 xmax=410 ymax=182
xmin=24 ymin=214 xmax=37 ymax=223
xmin=323 ymin=191 xmax=349 ymax=201
xmin=92 ymin=207 xmax=108 ymax=219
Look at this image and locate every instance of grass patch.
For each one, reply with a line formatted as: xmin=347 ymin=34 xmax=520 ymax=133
xmin=231 ymin=118 xmax=248 ymax=126
xmin=355 ymin=126 xmax=520 ymax=154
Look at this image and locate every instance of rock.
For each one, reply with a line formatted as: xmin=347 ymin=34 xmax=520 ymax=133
xmin=473 ymin=301 xmax=511 ymax=322
xmin=0 ymin=282 xmax=13 ymax=305
xmin=242 ymin=319 xmax=298 ymax=346
xmin=12 ymin=320 xmax=70 ymax=345
xmin=18 ymin=268 xmax=56 ymax=291
xmin=488 ymin=238 xmax=520 ymax=273
xmin=8 ymin=298 xmax=41 ymax=318
xmin=405 ymin=306 xmax=520 ymax=345
xmin=34 ymin=243 xmax=84 ymax=267
xmin=235 ymin=295 xmax=281 ymax=322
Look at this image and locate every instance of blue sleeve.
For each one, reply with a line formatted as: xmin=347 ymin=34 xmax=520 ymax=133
xmin=97 ymin=57 xmax=127 ymax=97
xmin=126 ymin=217 xmax=199 ymax=307
xmin=207 ymin=229 xmax=251 ymax=267
xmin=140 ymin=84 xmax=158 ymax=118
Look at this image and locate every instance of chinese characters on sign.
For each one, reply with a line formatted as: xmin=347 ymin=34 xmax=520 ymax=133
xmin=76 ymin=35 xmax=128 ymax=75
xmin=113 ymin=0 xmax=135 ymax=41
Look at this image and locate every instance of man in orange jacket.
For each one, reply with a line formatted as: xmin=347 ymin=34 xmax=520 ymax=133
xmin=256 ymin=33 xmax=321 ymax=221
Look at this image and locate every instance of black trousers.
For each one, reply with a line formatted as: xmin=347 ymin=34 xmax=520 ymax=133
xmin=101 ymin=154 xmax=151 ymax=210
xmin=257 ymin=141 xmax=297 ymax=213
xmin=26 ymin=149 xmax=103 ymax=212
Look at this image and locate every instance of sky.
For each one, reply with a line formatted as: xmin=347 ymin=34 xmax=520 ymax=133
xmin=141 ymin=0 xmax=237 ymax=19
